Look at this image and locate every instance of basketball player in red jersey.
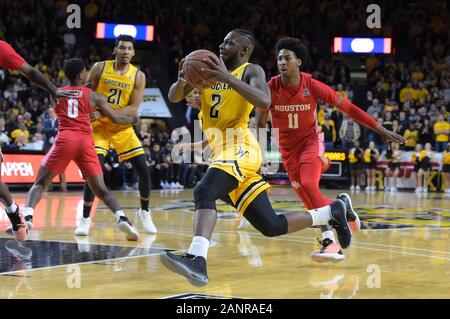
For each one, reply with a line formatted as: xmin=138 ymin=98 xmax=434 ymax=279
xmin=20 ymin=58 xmax=140 ymax=241
xmin=257 ymin=37 xmax=406 ymax=262
xmin=0 ymin=40 xmax=74 ymax=241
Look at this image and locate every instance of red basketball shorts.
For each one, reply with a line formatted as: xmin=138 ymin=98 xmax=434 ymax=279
xmin=42 ymin=130 xmax=102 ymax=178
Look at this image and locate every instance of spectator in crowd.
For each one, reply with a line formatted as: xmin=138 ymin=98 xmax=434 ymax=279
xmin=411 ymin=143 xmax=422 ymax=192
xmin=442 ymin=144 xmax=450 ymax=194
xmin=419 ymin=118 xmax=434 ymax=146
xmin=403 ymin=122 xmax=419 ymax=151
xmin=433 ymin=114 xmax=449 ymax=152
xmin=367 ymin=98 xmax=382 ymax=117
xmin=43 ymin=107 xmax=58 ymax=147
xmin=416 ymin=142 xmax=434 ymax=193
xmin=348 ymin=139 xmax=363 ymax=191
xmin=364 ymin=141 xmax=380 ymax=192
xmin=0 ymin=117 xmax=10 ymax=147
xmin=319 ymin=113 xmax=336 ymax=150
xmin=385 ymin=142 xmax=402 ymax=192
xmin=339 ymin=116 xmax=360 ymax=150
xmin=11 ymin=121 xmax=30 ymax=144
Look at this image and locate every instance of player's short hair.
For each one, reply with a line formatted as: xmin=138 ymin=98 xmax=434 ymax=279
xmin=231 ymin=29 xmax=257 ymax=48
xmin=115 ymin=34 xmax=135 ymax=47
xmin=275 ymin=37 xmax=309 ymax=67
xmin=64 ymin=58 xmax=85 ymax=81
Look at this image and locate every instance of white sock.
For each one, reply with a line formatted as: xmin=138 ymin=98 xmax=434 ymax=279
xmin=308 ymin=205 xmax=332 ymax=226
xmin=114 ymin=210 xmax=125 ymax=222
xmin=322 ymin=230 xmax=336 ymax=242
xmin=187 ymin=236 xmax=210 ymax=260
xmin=5 ymin=202 xmax=18 ymax=214
xmin=23 ymin=207 xmax=34 ymax=217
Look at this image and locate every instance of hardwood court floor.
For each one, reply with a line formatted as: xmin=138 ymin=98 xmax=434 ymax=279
xmin=0 ymin=187 xmax=448 ymax=299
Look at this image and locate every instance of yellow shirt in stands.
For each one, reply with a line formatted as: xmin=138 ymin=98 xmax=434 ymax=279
xmin=433 ymin=121 xmax=449 ymax=142
xmin=11 ymin=129 xmax=30 ymax=143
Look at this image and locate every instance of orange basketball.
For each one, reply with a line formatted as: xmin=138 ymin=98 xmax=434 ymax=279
xmin=182 ymin=49 xmax=218 ymax=89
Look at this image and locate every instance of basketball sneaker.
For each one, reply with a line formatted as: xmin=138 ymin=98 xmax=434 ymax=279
xmin=337 ymin=193 xmax=361 ymax=232
xmin=74 ymin=217 xmax=91 ymax=236
xmin=117 ymin=216 xmax=139 ymax=241
xmin=137 ymin=209 xmax=157 ymax=234
xmin=160 ymin=251 xmax=208 ymax=287
xmin=6 ymin=208 xmax=29 ymax=242
xmin=311 ymin=238 xmax=345 ymax=263
xmin=4 ymin=239 xmax=33 ymax=261
xmin=328 ymin=199 xmax=352 ymax=249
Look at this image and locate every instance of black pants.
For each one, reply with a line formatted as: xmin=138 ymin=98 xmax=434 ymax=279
xmin=194 ymin=168 xmax=288 ymax=237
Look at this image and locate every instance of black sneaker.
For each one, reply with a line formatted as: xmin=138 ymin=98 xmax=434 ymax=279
xmin=328 ymin=199 xmax=352 ymax=249
xmin=337 ymin=193 xmax=361 ymax=232
xmin=160 ymin=251 xmax=208 ymax=287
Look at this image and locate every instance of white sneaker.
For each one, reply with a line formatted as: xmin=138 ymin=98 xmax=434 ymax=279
xmin=355 ymin=185 xmax=360 ymax=191
xmin=74 ymin=217 xmax=91 ymax=236
xmin=391 ymin=187 xmax=398 ymax=192
xmin=137 ymin=209 xmax=157 ymax=234
xmin=423 ymin=188 xmax=428 ymax=193
xmin=175 ymin=182 xmax=184 ymax=189
xmin=350 ymin=185 xmax=355 ymax=191
xmin=385 ymin=186 xmax=390 ymax=192
xmin=415 ymin=187 xmax=423 ymax=193
xmin=117 ymin=216 xmax=139 ymax=241
xmin=238 ymin=216 xmax=251 ymax=229
xmin=74 ymin=236 xmax=91 ymax=253
xmin=445 ymin=189 xmax=450 ymax=194
xmin=371 ymin=186 xmax=376 ymax=191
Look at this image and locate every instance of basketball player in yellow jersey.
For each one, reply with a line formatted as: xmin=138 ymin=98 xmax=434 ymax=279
xmin=77 ymin=35 xmax=156 ymax=237
xmin=161 ymin=29 xmax=351 ymax=287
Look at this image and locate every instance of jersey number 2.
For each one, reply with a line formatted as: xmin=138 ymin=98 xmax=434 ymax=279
xmin=67 ymin=99 xmax=79 ymax=119
xmin=288 ymin=113 xmax=298 ymax=129
xmin=210 ymin=94 xmax=221 ymax=119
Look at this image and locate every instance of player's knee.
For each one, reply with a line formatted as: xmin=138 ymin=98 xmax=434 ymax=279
xmin=193 ymin=182 xmax=217 ymax=210
xmin=256 ymin=215 xmax=288 ymax=237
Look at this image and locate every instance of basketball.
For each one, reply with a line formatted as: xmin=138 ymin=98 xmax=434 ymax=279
xmin=182 ymin=49 xmax=218 ymax=89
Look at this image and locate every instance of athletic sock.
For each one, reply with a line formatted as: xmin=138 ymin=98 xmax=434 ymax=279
xmin=322 ymin=230 xmax=336 ymax=242
xmin=140 ymin=199 xmax=149 ymax=212
xmin=187 ymin=236 xmax=210 ymax=260
xmin=5 ymin=202 xmax=18 ymax=214
xmin=83 ymin=205 xmax=92 ymax=218
xmin=114 ymin=210 xmax=125 ymax=222
xmin=23 ymin=207 xmax=34 ymax=217
xmin=308 ymin=205 xmax=332 ymax=226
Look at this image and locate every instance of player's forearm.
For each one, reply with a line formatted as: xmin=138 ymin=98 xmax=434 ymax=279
xmin=117 ymin=105 xmax=139 ymax=116
xmin=168 ymin=81 xmax=186 ymax=103
xmin=27 ymin=68 xmax=57 ymax=96
xmin=227 ymin=75 xmax=271 ymax=109
xmin=256 ymin=110 xmax=269 ymax=128
xmin=336 ymin=98 xmax=378 ymax=130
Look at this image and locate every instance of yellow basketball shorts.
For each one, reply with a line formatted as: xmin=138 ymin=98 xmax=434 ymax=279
xmin=93 ymin=125 xmax=144 ymax=162
xmin=209 ymin=144 xmax=270 ymax=214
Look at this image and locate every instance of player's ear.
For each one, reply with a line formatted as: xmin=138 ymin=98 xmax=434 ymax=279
xmin=297 ymin=58 xmax=302 ymax=68
xmin=113 ymin=47 xmax=117 ymax=55
xmin=241 ymin=47 xmax=249 ymax=57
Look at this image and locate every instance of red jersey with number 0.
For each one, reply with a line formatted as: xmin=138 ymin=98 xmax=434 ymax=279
xmin=0 ymin=41 xmax=25 ymax=70
xmin=56 ymin=86 xmax=93 ymax=134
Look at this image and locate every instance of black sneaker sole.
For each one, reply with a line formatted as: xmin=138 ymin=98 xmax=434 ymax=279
xmin=160 ymin=252 xmax=208 ymax=287
xmin=330 ymin=199 xmax=352 ymax=249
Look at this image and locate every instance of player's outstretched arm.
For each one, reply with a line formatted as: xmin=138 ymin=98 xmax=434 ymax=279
xmin=310 ymin=78 xmax=406 ymax=147
xmin=90 ymin=92 xmax=138 ymax=125
xmin=19 ymin=62 xmax=75 ymax=99
xmin=85 ymin=62 xmax=104 ymax=90
xmin=168 ymin=58 xmax=194 ymax=103
xmin=116 ymin=71 xmax=146 ymax=116
xmin=201 ymin=55 xmax=271 ymax=109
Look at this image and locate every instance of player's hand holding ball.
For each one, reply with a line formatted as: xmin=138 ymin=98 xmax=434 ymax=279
xmin=181 ymin=50 xmax=222 ymax=89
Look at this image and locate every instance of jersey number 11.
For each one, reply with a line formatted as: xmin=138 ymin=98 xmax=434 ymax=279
xmin=288 ymin=113 xmax=298 ymax=129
